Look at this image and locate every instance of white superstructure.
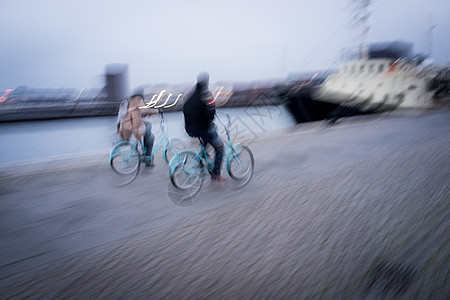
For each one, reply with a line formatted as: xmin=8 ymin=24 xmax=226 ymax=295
xmin=314 ymin=56 xmax=448 ymax=112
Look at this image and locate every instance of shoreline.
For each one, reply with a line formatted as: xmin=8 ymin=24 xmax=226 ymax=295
xmin=1 ymin=106 xmax=446 ymax=177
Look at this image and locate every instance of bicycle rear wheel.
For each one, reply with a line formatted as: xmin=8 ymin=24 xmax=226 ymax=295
xmin=170 ymin=151 xmax=203 ymax=193
xmin=228 ymin=145 xmax=254 ymax=187
xmin=110 ymin=142 xmax=141 ymax=183
xmin=164 ymin=138 xmax=186 ymax=164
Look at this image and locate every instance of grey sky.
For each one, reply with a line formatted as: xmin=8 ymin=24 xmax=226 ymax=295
xmin=1 ymin=0 xmax=449 ymax=92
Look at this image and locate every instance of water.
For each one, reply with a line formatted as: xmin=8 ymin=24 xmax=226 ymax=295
xmin=0 ymin=106 xmax=296 ymax=164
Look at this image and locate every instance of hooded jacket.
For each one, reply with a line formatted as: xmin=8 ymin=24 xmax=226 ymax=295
xmin=183 ymin=82 xmax=215 ymax=134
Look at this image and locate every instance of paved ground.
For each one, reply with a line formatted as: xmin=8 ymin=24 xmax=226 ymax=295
xmin=0 ymin=108 xmax=449 ymax=299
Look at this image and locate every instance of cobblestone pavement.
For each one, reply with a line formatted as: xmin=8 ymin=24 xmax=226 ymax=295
xmin=0 ymin=108 xmax=449 ymax=299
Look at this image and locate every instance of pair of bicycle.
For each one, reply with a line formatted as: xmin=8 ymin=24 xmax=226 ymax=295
xmin=109 ymin=112 xmax=254 ymax=192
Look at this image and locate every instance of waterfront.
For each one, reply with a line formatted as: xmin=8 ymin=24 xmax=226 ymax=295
xmin=0 ymin=106 xmax=296 ymax=165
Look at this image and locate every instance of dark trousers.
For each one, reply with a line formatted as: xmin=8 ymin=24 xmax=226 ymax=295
xmin=143 ymin=122 xmax=155 ymax=157
xmin=187 ymin=127 xmax=224 ymax=176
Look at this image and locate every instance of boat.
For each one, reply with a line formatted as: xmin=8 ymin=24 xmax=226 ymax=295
xmin=312 ymin=0 xmax=449 ymax=115
xmin=313 ymin=40 xmax=450 ymax=113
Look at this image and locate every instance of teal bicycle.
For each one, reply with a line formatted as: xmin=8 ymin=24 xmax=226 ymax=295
xmin=169 ymin=113 xmax=254 ymax=194
xmin=110 ymin=111 xmax=184 ymax=185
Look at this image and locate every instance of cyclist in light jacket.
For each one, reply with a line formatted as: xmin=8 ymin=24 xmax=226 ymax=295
xmin=117 ymin=92 xmax=159 ymax=166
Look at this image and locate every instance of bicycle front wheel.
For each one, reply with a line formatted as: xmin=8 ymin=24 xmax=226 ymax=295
xmin=228 ymin=145 xmax=254 ymax=187
xmin=170 ymin=151 xmax=203 ymax=192
xmin=110 ymin=142 xmax=141 ymax=177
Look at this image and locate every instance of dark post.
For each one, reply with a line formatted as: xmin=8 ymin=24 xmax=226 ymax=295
xmin=105 ymin=64 xmax=129 ymax=103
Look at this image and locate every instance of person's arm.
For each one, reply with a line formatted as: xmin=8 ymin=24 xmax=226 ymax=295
xmin=139 ymin=107 xmax=159 ymax=116
xmin=137 ymin=97 xmax=159 ymax=116
xmin=202 ymin=91 xmax=215 ymax=122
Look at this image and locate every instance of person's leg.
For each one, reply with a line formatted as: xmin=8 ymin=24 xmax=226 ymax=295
xmin=203 ymin=130 xmax=224 ymax=177
xmin=189 ymin=127 xmax=224 ymax=178
xmin=143 ymin=123 xmax=155 ymax=165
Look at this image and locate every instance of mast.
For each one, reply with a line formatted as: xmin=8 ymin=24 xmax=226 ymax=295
xmin=360 ymin=0 xmax=370 ymax=60
xmin=352 ymin=0 xmax=371 ymax=60
xmin=427 ymin=13 xmax=437 ymax=58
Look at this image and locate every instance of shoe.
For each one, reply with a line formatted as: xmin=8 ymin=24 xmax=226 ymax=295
xmin=144 ymin=157 xmax=154 ymax=167
xmin=210 ymin=174 xmax=226 ymax=182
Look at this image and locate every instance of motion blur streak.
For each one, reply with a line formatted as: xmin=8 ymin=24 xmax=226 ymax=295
xmin=0 ymin=89 xmax=14 ymax=103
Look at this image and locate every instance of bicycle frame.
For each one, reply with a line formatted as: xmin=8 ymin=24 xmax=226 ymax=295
xmin=109 ymin=139 xmax=142 ymax=164
xmin=168 ymin=113 xmax=243 ymax=177
xmin=197 ymin=140 xmax=243 ymax=174
xmin=150 ymin=116 xmax=173 ymax=162
xmin=110 ymin=112 xmax=175 ymax=163
xmin=217 ymin=113 xmax=245 ymax=173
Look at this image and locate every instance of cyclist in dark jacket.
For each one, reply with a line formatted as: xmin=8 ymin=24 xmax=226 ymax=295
xmin=183 ymin=72 xmax=224 ymax=181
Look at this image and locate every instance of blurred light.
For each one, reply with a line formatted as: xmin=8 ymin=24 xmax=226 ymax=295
xmin=298 ymin=73 xmax=318 ymax=89
xmin=155 ymin=94 xmax=172 ymax=108
xmin=164 ymin=94 xmax=182 ymax=108
xmin=0 ymin=89 xmax=14 ymax=103
xmin=289 ymin=73 xmax=319 ymax=95
xmin=155 ymin=90 xmax=166 ymax=105
xmin=141 ymin=94 xmax=158 ymax=108
xmin=213 ymin=86 xmax=233 ymax=107
xmin=140 ymin=90 xmax=183 ymax=109
xmin=67 ymin=88 xmax=85 ymax=102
